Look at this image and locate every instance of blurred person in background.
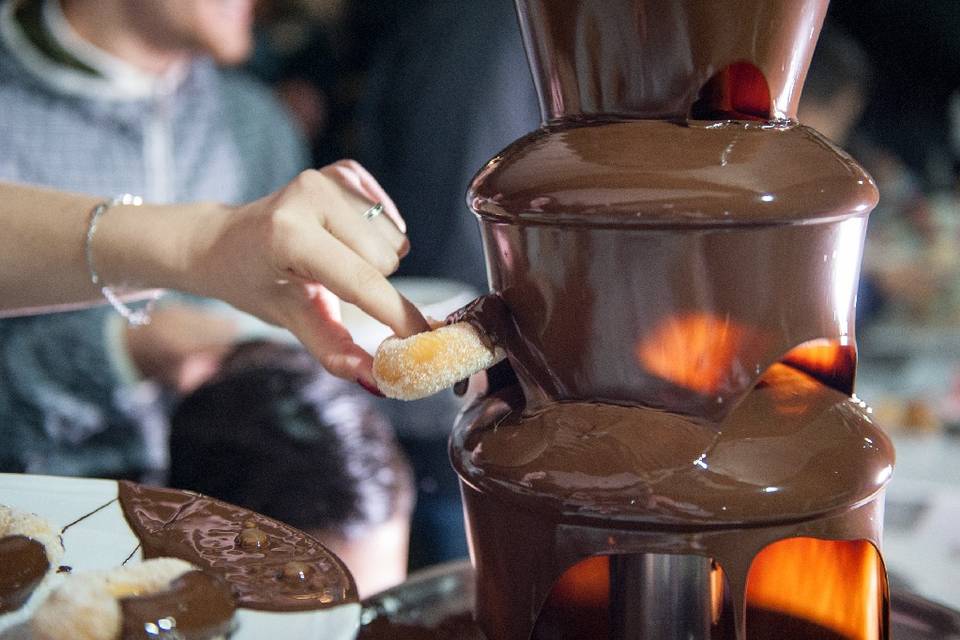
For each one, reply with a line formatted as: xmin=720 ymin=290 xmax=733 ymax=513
xmin=0 ymin=0 xmax=425 ymax=480
xmin=169 ymin=341 xmax=415 ymax=597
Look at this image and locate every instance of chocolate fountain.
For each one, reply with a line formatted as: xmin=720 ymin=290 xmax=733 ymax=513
xmin=448 ymin=1 xmax=894 ymax=638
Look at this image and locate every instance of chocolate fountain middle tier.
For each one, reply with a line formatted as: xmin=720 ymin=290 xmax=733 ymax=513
xmin=468 ymin=119 xmax=876 ymax=418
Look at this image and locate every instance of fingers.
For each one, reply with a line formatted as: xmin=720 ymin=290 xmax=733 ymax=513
xmin=327 ymin=160 xmax=405 ymax=233
xmin=322 ymin=196 xmax=402 ymax=276
xmin=283 ymin=221 xmax=429 ymax=338
xmin=304 ymin=296 xmax=377 ymax=384
xmin=297 ymin=168 xmax=408 ymax=275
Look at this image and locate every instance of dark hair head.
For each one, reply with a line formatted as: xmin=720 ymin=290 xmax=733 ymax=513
xmin=169 ymin=341 xmax=414 ymax=538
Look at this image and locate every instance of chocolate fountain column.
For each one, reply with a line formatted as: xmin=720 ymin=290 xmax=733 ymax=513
xmin=609 ymin=555 xmax=712 ymax=639
xmin=453 ymin=1 xmax=890 ymax=639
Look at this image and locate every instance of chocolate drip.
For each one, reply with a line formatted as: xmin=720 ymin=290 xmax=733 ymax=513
xmin=466 ymin=120 xmax=875 ymax=419
xmin=456 ymin=1 xmax=891 ymax=638
xmin=117 ymin=482 xmax=358 ymax=612
xmin=0 ymin=535 xmax=48 ymax=613
xmin=120 ymin=571 xmax=235 ymax=640
xmin=462 ymin=365 xmax=893 ymax=526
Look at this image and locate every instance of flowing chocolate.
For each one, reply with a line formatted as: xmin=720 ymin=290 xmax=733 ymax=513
xmin=120 ymin=571 xmax=235 ymax=640
xmin=117 ymin=482 xmax=358 ymax=612
xmin=467 ymin=120 xmax=875 ymax=419
xmin=453 ymin=0 xmax=892 ymax=638
xmin=0 ymin=535 xmax=48 ymax=613
xmin=464 ymin=365 xmax=893 ymax=526
xmin=452 ymin=381 xmax=891 ymax=640
xmin=515 ymin=0 xmax=826 ymax=122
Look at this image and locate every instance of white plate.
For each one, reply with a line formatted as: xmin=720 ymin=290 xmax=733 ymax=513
xmin=0 ymin=473 xmax=360 ymax=639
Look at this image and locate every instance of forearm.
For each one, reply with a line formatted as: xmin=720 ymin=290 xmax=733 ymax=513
xmin=0 ymin=181 xmax=226 ymax=314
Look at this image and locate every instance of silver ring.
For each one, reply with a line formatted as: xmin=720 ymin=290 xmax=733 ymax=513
xmin=362 ymin=202 xmax=384 ymax=221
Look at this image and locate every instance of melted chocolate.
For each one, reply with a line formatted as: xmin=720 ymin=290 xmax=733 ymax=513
xmin=452 ymin=386 xmax=890 ymax=640
xmin=515 ymin=0 xmax=827 ymax=122
xmin=120 ymin=571 xmax=235 ymax=640
xmin=464 ymin=365 xmax=893 ymax=526
xmin=454 ymin=1 xmax=891 ymax=638
xmin=471 ymin=121 xmax=876 ymax=226
xmin=117 ymin=482 xmax=358 ymax=612
xmin=0 ymin=535 xmax=48 ymax=613
xmin=465 ymin=123 xmax=875 ymax=419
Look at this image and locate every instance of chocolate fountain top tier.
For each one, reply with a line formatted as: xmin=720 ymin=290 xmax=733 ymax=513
xmin=470 ymin=120 xmax=877 ymax=227
xmin=517 ymin=0 xmax=828 ymax=123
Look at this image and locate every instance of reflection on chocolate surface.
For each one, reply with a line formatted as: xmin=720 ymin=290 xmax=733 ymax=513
xmin=120 ymin=570 xmax=235 ymax=640
xmin=118 ymin=482 xmax=358 ymax=611
xmin=464 ymin=122 xmax=875 ymax=418
xmin=515 ymin=0 xmax=827 ymax=122
xmin=463 ymin=364 xmax=892 ymax=526
xmin=471 ymin=121 xmax=876 ymax=227
xmin=0 ymin=535 xmax=48 ymax=613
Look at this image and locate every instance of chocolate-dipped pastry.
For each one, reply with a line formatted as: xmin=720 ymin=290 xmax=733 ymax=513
xmin=120 ymin=571 xmax=234 ymax=640
xmin=0 ymin=505 xmax=62 ymax=615
xmin=32 ymin=558 xmax=233 ymax=640
xmin=117 ymin=482 xmax=358 ymax=611
xmin=0 ymin=535 xmax=48 ymax=613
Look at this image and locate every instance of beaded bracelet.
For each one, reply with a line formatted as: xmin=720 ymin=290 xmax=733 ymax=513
xmin=84 ymin=194 xmax=159 ymax=326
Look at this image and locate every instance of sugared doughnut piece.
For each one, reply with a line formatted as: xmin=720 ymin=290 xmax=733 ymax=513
xmin=0 ymin=505 xmax=62 ymax=614
xmin=32 ymin=558 xmax=235 ymax=640
xmin=373 ymin=322 xmax=505 ymax=400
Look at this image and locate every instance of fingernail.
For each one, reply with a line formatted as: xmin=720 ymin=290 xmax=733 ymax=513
xmin=356 ymin=378 xmax=385 ymax=398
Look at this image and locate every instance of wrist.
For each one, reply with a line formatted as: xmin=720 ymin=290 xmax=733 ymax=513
xmin=94 ymin=200 xmax=230 ymax=295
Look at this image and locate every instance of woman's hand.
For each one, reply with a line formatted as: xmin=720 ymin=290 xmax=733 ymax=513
xmin=183 ymin=161 xmax=429 ymax=388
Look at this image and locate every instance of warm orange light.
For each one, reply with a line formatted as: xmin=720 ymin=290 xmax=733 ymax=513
xmin=781 ymin=339 xmax=856 ymax=395
xmin=760 ymin=362 xmax=823 ymax=416
xmin=635 ymin=313 xmax=750 ymax=394
xmin=691 ymin=60 xmax=772 ymax=121
xmin=534 ymin=556 xmax=611 ymax=640
xmin=548 ymin=555 xmax=609 ymax=608
xmin=746 ymin=538 xmax=885 ymax=640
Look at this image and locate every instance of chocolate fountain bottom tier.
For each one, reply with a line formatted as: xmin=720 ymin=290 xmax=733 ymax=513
xmin=452 ymin=364 xmax=894 ymax=527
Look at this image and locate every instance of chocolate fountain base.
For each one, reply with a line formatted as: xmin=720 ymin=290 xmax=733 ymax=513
xmin=359 ymin=561 xmax=960 ymax=640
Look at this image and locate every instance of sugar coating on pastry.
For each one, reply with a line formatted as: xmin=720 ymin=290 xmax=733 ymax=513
xmin=31 ymin=558 xmax=226 ymax=640
xmin=373 ymin=322 xmax=505 ymax=400
xmin=0 ymin=504 xmax=63 ymax=569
